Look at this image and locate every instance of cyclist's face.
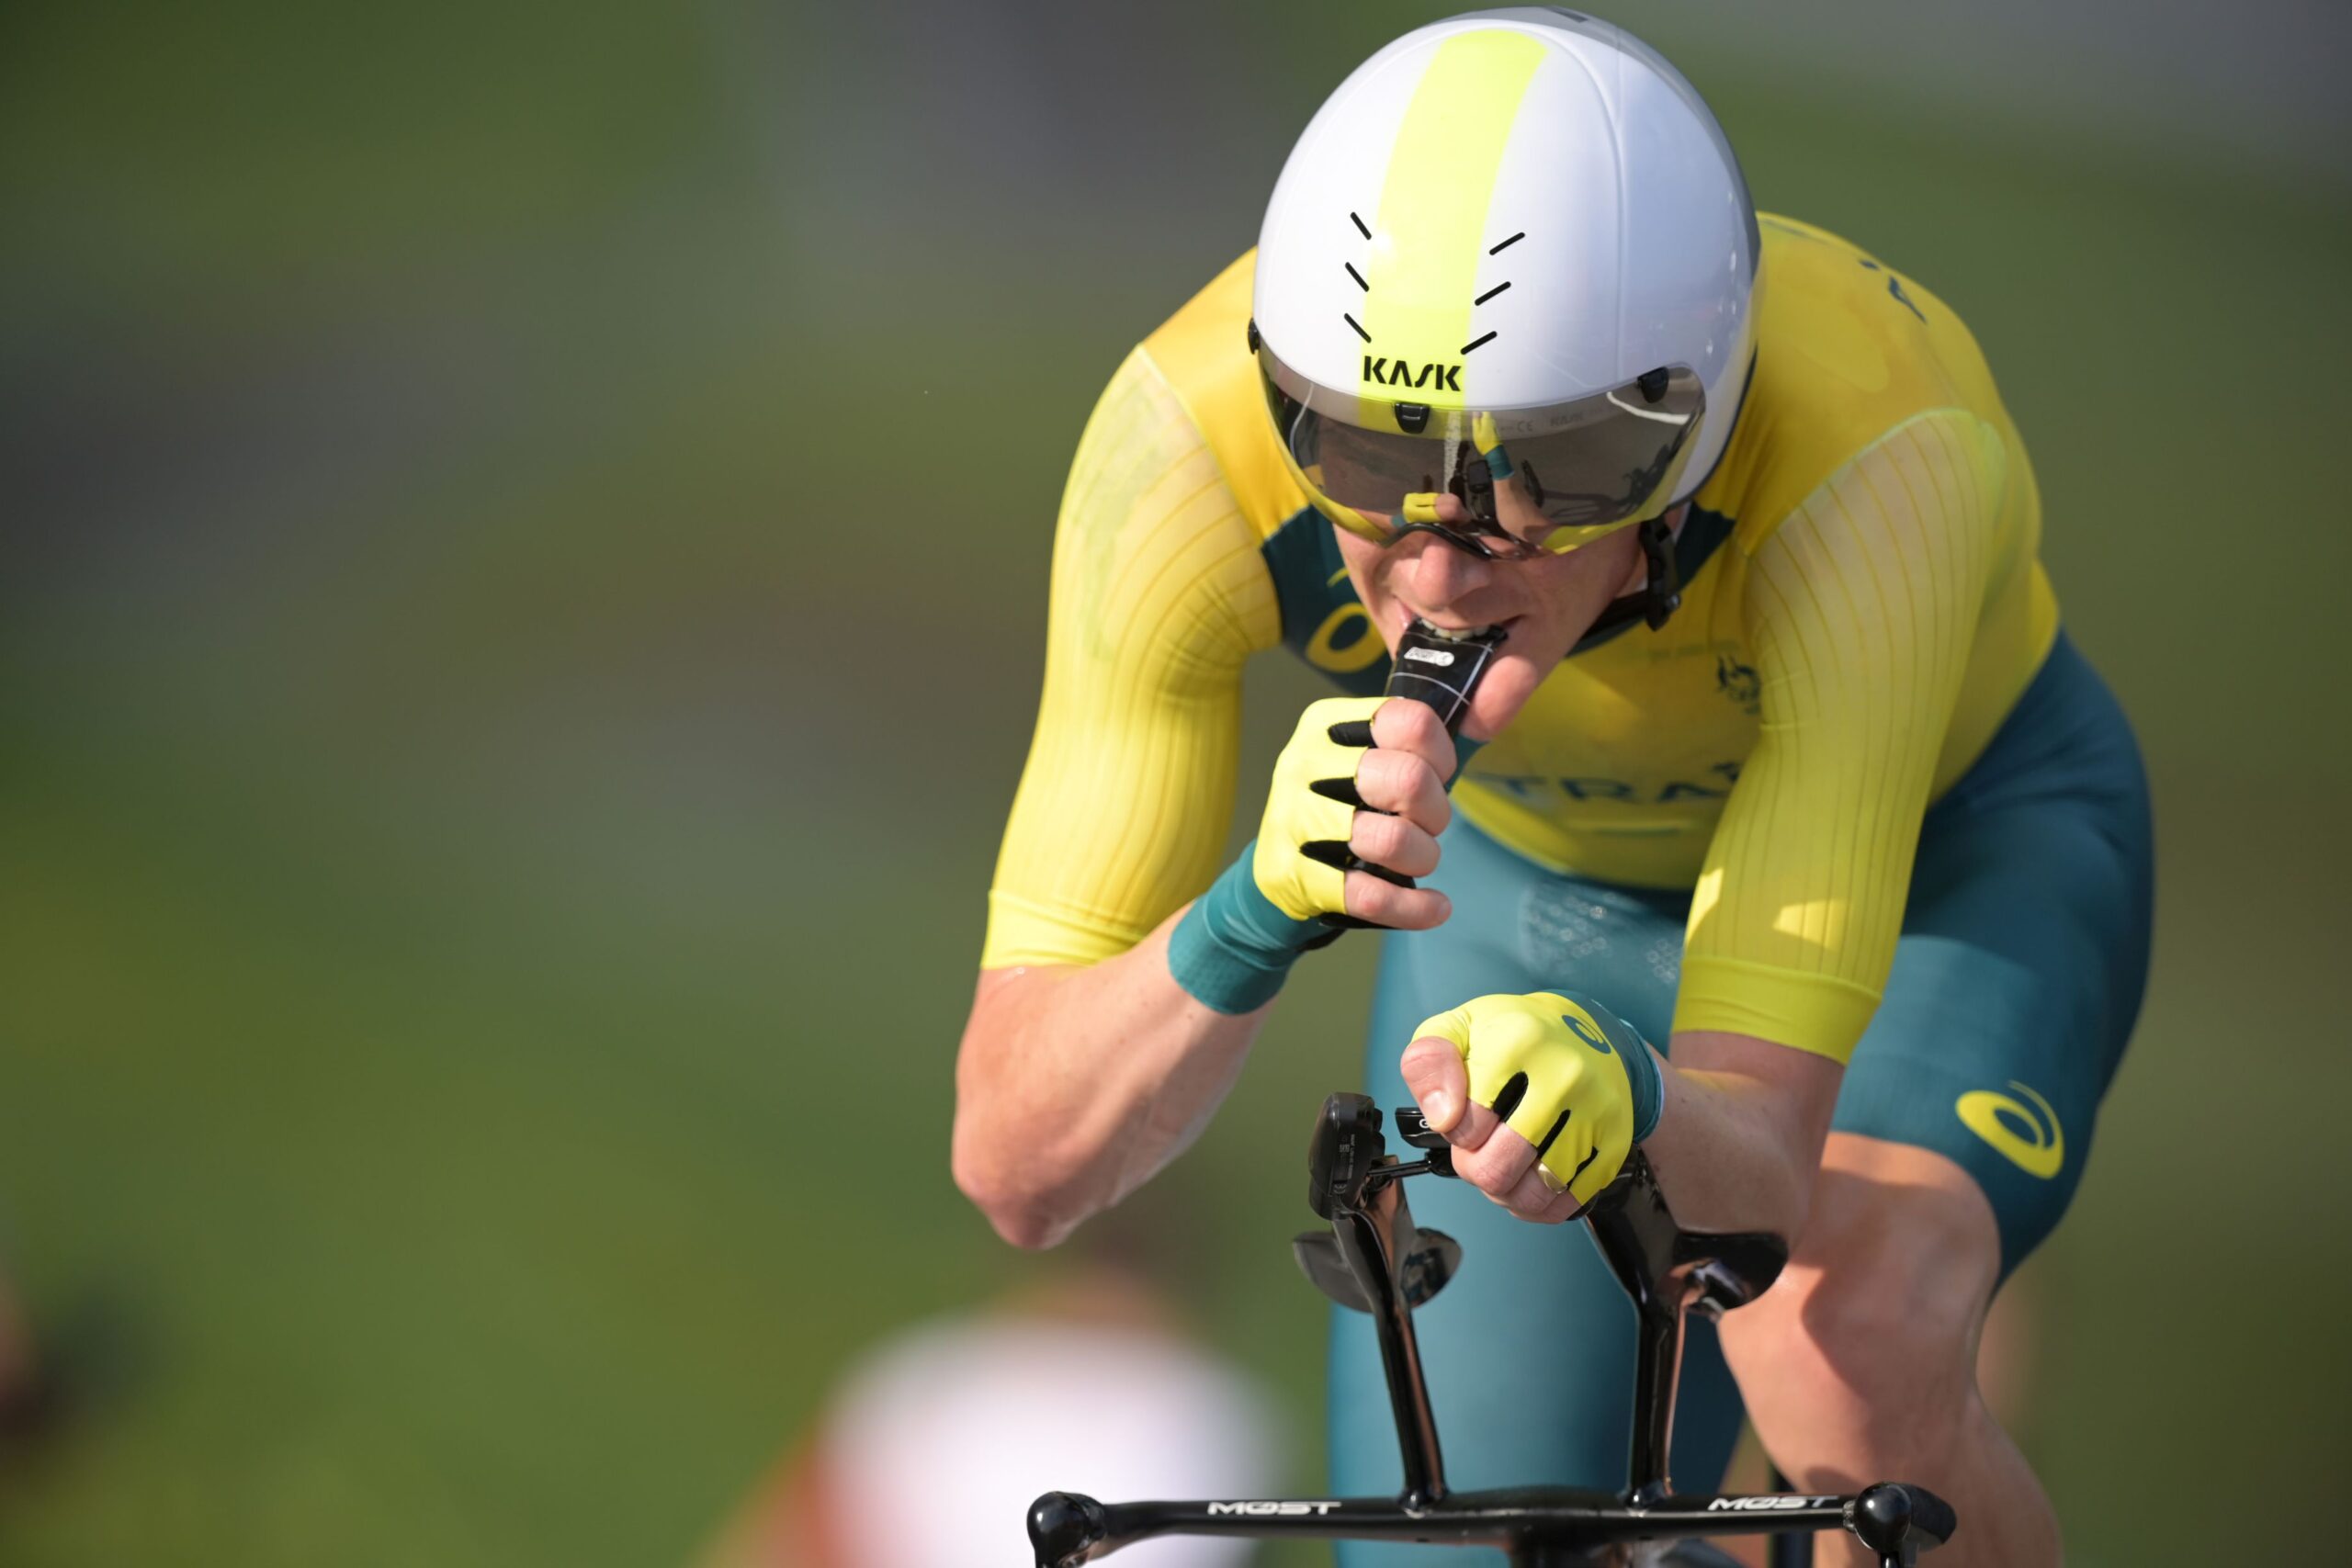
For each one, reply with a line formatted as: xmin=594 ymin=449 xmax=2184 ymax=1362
xmin=1331 ymin=507 xmax=1670 ymax=740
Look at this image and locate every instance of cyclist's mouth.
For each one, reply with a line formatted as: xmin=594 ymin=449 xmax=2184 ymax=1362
xmin=1391 ymin=606 xmax=1519 ymax=645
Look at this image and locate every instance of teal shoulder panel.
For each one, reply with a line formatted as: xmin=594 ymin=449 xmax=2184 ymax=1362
xmin=1260 ymin=507 xmax=1393 ymax=695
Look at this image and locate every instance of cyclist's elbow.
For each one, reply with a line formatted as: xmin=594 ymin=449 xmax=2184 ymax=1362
xmin=952 ymin=1121 xmax=1080 ymax=1251
xmin=951 ymin=970 xmax=1105 ymax=1248
xmin=950 ymin=1067 xmax=1091 ymax=1250
xmin=976 ymin=1201 xmax=1071 ymax=1252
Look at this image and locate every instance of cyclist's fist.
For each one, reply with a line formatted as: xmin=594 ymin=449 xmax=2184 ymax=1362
xmin=1401 ymin=990 xmax=1664 ymax=1215
xmin=1251 ymin=695 xmax=1456 ymax=931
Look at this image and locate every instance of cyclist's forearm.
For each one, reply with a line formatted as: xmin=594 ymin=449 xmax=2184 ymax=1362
xmin=1643 ymin=1030 xmax=1842 ymax=1242
xmin=952 ymin=908 xmax=1268 ymax=1250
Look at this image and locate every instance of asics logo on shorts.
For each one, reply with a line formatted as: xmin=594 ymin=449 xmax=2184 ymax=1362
xmin=1955 ymin=1080 xmax=2064 ymax=1179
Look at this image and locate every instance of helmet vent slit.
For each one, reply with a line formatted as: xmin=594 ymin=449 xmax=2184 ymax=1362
xmin=1343 ymin=313 xmax=1371 ymax=344
xmin=1344 ymin=263 xmax=1368 ymax=291
xmin=1474 ymin=281 xmax=1510 ymax=306
xmin=1349 ymin=210 xmax=1372 ymax=240
xmin=1487 ymin=231 xmax=1526 ymax=255
xmin=1462 ymin=331 xmax=1498 ymax=355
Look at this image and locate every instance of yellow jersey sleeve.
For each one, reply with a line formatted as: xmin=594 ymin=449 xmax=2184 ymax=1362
xmin=1672 ymin=410 xmax=2007 ymax=1061
xmin=979 ymin=345 xmax=1283 ymax=969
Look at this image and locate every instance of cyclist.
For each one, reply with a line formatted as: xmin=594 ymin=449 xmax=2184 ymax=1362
xmin=952 ymin=10 xmax=2152 ymax=1567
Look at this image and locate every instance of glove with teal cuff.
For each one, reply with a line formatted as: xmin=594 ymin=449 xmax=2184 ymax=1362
xmin=1170 ymin=694 xmax=1482 ymax=1014
xmin=1412 ymin=989 xmax=1664 ymax=1206
xmin=1168 ymin=696 xmax=1389 ymax=1014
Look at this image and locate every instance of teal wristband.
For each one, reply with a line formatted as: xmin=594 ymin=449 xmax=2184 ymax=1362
xmin=1625 ymin=1026 xmax=1664 ymax=1144
xmin=1558 ymin=989 xmax=1665 ymax=1143
xmin=1167 ymin=841 xmax=1329 ymax=1014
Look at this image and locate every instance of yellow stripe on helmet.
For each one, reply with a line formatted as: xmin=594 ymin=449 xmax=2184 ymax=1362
xmin=1360 ymin=29 xmax=1545 ymax=412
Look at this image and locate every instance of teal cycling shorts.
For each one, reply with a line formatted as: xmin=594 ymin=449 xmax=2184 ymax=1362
xmin=1329 ymin=631 xmax=2153 ymax=1562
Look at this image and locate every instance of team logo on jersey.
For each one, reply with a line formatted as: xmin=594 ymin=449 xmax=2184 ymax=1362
xmin=1715 ymin=654 xmax=1760 ymax=716
xmin=1955 ymin=1080 xmax=2064 ymax=1179
xmin=1363 ymin=355 xmax=1464 ymax=394
xmin=1304 ymin=565 xmax=1385 ymax=675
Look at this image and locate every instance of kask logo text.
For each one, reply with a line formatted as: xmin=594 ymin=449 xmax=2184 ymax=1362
xmin=1363 ymin=355 xmax=1463 ymax=392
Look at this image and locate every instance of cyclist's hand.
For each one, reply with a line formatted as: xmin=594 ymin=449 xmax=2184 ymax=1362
xmin=1250 ymin=695 xmax=1456 ymax=931
xmin=1401 ymin=991 xmax=1661 ymax=1216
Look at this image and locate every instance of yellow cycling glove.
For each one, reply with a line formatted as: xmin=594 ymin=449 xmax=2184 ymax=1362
xmin=1168 ymin=695 xmax=1412 ymax=1014
xmin=1250 ymin=695 xmax=1395 ymax=921
xmin=1413 ymin=990 xmax=1664 ymax=1206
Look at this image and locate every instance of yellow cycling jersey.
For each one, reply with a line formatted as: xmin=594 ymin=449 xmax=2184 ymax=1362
xmin=982 ymin=216 xmax=2059 ymax=1063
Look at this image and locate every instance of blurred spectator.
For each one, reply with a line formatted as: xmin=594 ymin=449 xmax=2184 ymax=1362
xmin=695 ymin=1266 xmax=1282 ymax=1567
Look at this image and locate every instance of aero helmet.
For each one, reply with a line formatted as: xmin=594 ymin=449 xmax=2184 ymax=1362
xmin=1251 ymin=8 xmax=1759 ymax=620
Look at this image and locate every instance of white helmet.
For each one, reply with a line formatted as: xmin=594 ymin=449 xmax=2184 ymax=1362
xmin=1251 ymin=7 xmax=1758 ymax=573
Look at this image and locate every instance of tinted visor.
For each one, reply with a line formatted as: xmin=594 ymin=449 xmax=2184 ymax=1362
xmin=1259 ymin=345 xmax=1704 ymax=556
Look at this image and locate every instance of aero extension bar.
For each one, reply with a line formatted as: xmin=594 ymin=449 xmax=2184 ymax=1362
xmin=1028 ymin=1094 xmax=1957 ymax=1568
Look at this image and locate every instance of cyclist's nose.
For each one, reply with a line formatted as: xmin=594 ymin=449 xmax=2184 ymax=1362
xmin=1393 ymin=530 xmax=1495 ymax=607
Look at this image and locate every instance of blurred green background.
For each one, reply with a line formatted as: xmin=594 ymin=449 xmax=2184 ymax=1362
xmin=2 ymin=2 xmax=2347 ymax=1563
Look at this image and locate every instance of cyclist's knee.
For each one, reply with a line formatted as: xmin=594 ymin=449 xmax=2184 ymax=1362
xmin=1722 ymin=1136 xmax=1997 ymax=1449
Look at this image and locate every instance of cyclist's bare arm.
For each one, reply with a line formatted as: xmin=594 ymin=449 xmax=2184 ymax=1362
xmin=1644 ymin=1030 xmax=1841 ymax=1238
xmin=955 ymin=924 xmax=1265 ymax=1251
xmin=957 ymin=791 xmax=1452 ymax=1255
